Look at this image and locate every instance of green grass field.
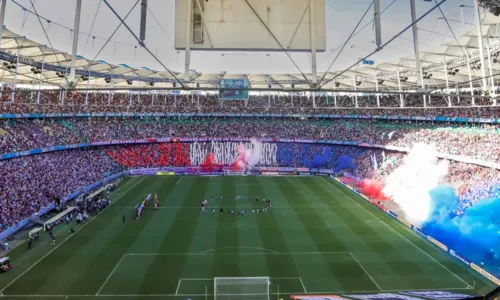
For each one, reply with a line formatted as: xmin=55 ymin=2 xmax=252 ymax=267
xmin=0 ymin=176 xmax=495 ymax=300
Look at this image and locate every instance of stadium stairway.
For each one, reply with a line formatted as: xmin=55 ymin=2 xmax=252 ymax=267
xmin=59 ymin=120 xmax=82 ymax=139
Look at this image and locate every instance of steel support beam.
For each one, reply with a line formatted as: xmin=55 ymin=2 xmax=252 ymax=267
xmin=473 ymin=0 xmax=488 ymax=92
xmin=0 ymin=0 xmax=7 ymax=50
xmin=184 ymin=0 xmax=192 ymax=82
xmin=410 ymin=0 xmax=424 ymax=89
xmin=374 ymin=0 xmax=382 ymax=48
xmin=310 ymin=0 xmax=317 ymax=89
xmin=69 ymin=0 xmax=82 ymax=86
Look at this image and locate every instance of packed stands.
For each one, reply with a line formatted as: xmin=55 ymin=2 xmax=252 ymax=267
xmin=0 ymin=149 xmax=120 ymax=231
xmin=1 ymin=118 xmax=499 ymax=163
xmin=0 ymin=116 xmax=498 ymax=231
xmin=0 ymin=91 xmax=499 ymax=118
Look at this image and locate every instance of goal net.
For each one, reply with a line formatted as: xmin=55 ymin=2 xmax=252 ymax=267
xmin=214 ymin=277 xmax=271 ymax=300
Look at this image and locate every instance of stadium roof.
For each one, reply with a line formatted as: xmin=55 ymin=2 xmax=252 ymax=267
xmin=0 ymin=1 xmax=499 ymax=91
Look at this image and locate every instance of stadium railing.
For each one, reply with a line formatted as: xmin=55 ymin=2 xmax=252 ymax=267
xmin=0 ymin=112 xmax=499 ymax=124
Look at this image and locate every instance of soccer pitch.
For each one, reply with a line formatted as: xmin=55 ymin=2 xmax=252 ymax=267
xmin=0 ymin=176 xmax=495 ymax=300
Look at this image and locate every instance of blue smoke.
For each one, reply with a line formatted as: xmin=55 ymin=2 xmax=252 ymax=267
xmin=423 ymin=184 xmax=500 ymax=275
xmin=309 ymin=147 xmax=332 ymax=169
xmin=334 ymin=154 xmax=356 ymax=173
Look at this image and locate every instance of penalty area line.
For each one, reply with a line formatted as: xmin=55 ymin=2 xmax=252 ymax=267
xmin=175 ymin=279 xmax=182 ymax=295
xmin=0 ymin=176 xmax=146 ymax=294
xmin=349 ymin=253 xmax=382 ymax=291
xmin=96 ymin=254 xmax=126 ymax=296
xmin=299 ymin=277 xmax=308 ymax=293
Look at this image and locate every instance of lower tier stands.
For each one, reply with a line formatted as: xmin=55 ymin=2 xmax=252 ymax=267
xmin=0 ymin=149 xmax=120 ymax=231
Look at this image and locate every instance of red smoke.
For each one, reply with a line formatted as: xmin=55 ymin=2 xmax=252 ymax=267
xmin=230 ymin=144 xmax=247 ymax=171
xmin=201 ymin=153 xmax=221 ymax=172
xmin=359 ymin=179 xmax=389 ymax=201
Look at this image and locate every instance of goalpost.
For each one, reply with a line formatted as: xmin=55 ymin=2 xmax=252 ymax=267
xmin=214 ymin=277 xmax=271 ymax=300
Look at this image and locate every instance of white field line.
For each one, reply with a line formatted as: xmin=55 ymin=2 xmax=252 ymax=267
xmin=125 ymin=251 xmax=351 ymax=256
xmin=298 ymin=277 xmax=308 ymax=293
xmin=175 ymin=279 xmax=182 ymax=295
xmin=286 ymin=176 xmax=293 ymax=184
xmin=197 ymin=246 xmax=280 ymax=255
xmin=322 ymin=177 xmax=473 ymax=289
xmin=176 ymin=176 xmax=183 ymax=184
xmin=0 ymin=176 xmax=146 ymax=294
xmin=95 ymin=254 xmax=126 ymax=296
xmin=0 ymin=286 xmax=475 ymax=297
xmin=349 ymin=253 xmax=382 ymax=291
xmin=113 ymin=205 xmax=361 ymax=209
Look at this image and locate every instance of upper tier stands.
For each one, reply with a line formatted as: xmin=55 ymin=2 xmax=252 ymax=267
xmin=0 ymin=92 xmax=499 ymax=118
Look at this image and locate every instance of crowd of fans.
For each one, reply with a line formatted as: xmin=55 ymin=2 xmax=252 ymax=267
xmin=0 ymin=149 xmax=120 ymax=232
xmin=1 ymin=118 xmax=498 ymax=163
xmin=0 ymin=133 xmax=498 ymax=233
xmin=0 ymin=99 xmax=498 ymax=237
xmin=0 ymin=91 xmax=499 ymax=118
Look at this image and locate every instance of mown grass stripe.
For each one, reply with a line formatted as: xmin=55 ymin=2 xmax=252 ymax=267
xmin=135 ymin=177 xmax=210 ymax=295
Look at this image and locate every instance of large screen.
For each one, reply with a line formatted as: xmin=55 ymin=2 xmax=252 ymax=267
xmin=219 ymin=79 xmax=249 ymax=100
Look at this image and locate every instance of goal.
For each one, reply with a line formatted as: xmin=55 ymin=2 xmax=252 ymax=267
xmin=214 ymin=277 xmax=271 ymax=300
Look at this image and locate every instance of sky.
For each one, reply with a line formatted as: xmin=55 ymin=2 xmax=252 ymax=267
xmin=3 ymin=0 xmax=478 ymax=75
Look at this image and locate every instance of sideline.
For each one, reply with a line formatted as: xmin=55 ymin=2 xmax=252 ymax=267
xmin=321 ymin=177 xmax=473 ymax=289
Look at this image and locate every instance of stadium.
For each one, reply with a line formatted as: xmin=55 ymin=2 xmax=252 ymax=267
xmin=0 ymin=0 xmax=499 ymax=299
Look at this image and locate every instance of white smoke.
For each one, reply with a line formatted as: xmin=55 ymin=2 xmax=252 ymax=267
xmin=235 ymin=139 xmax=263 ymax=170
xmin=382 ymin=143 xmax=449 ymax=226
xmin=245 ymin=139 xmax=263 ymax=167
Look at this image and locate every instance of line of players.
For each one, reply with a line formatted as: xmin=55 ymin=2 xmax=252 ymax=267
xmin=200 ymin=195 xmax=272 ymax=215
xmin=135 ymin=193 xmax=160 ymax=220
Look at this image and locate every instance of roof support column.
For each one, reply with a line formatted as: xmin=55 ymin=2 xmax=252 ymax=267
xmin=310 ymin=0 xmax=317 ymax=89
xmin=37 ymin=59 xmax=45 ymax=104
xmin=333 ymin=80 xmax=337 ymax=107
xmin=268 ymin=77 xmax=271 ymax=107
xmin=485 ymin=38 xmax=496 ymax=104
xmin=197 ymin=88 xmax=200 ymax=109
xmin=108 ymin=74 xmax=113 ymax=105
xmin=466 ymin=54 xmax=475 ymax=105
xmin=11 ymin=46 xmax=20 ymax=103
xmin=0 ymin=0 xmax=7 ymax=49
xmin=85 ymin=71 xmax=90 ymax=106
xmin=410 ymin=0 xmax=424 ymax=90
xmin=69 ymin=0 xmax=82 ymax=86
xmin=443 ymin=58 xmax=451 ymax=107
xmin=473 ymin=0 xmax=488 ymax=93
xmin=129 ymin=78 xmax=133 ymax=106
xmin=375 ymin=74 xmax=380 ymax=107
xmin=353 ymin=76 xmax=358 ymax=108
xmin=184 ymin=0 xmax=192 ymax=82
xmin=397 ymin=68 xmax=403 ymax=107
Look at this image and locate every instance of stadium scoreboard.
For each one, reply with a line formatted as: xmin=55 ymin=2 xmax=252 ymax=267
xmin=219 ymin=79 xmax=249 ymax=100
